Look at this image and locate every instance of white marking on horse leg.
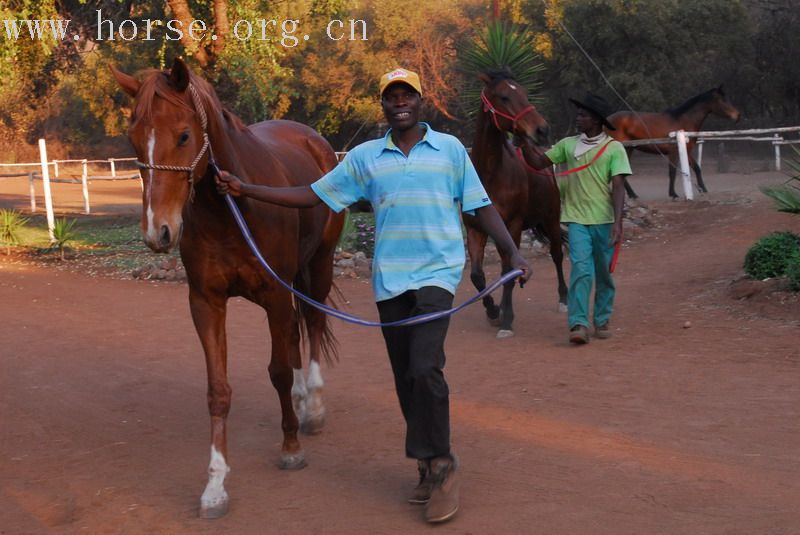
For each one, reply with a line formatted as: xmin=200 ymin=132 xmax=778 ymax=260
xmin=200 ymin=445 xmax=230 ymax=511
xmin=307 ymin=360 xmax=324 ymax=390
xmin=304 ymin=360 xmax=325 ymax=434
xmin=145 ymin=129 xmax=157 ymax=242
xmin=291 ymin=369 xmax=308 ymax=424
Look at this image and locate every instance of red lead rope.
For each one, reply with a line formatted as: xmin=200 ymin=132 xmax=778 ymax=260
xmin=516 ymin=140 xmax=612 ymax=177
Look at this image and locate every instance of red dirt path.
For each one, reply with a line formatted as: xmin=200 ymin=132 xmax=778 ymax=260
xmin=1 ymin=163 xmax=799 ymax=534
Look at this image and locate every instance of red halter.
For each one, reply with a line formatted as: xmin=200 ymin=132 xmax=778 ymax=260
xmin=480 ymin=88 xmax=537 ymax=132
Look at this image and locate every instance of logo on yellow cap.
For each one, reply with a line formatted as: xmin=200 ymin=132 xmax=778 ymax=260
xmin=380 ymin=68 xmax=422 ymax=96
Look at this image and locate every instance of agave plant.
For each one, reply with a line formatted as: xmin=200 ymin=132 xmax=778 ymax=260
xmin=760 ymin=145 xmax=800 ymax=214
xmin=52 ymin=217 xmax=77 ymax=261
xmin=458 ymin=21 xmax=546 ymax=120
xmin=0 ymin=209 xmax=29 ymax=255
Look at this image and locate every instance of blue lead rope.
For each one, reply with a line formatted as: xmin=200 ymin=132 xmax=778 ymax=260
xmin=223 ymin=193 xmax=522 ymax=328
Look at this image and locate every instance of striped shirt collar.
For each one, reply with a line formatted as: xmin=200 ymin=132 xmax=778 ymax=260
xmin=379 ymin=122 xmax=441 ymax=157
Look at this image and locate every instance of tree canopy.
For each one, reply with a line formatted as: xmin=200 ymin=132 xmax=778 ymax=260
xmin=1 ymin=0 xmax=797 ymax=158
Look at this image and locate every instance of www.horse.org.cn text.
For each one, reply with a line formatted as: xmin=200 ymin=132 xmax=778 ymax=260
xmin=2 ymin=10 xmax=369 ymax=48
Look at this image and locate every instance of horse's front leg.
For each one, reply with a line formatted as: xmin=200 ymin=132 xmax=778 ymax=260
xmin=267 ymin=293 xmax=306 ymax=470
xmin=189 ymin=288 xmax=232 ymax=519
xmin=495 ymin=223 xmax=523 ymax=338
xmin=667 ymin=157 xmax=680 ymax=199
xmin=467 ymin=226 xmax=500 ymax=324
xmin=690 ymin=155 xmax=708 ymax=193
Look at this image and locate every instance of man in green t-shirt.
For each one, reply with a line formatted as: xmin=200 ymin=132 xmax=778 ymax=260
xmin=517 ymin=93 xmax=631 ymax=344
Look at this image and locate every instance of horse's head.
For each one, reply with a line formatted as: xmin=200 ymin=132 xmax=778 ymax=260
xmin=479 ymin=70 xmax=549 ymax=145
xmin=710 ymin=85 xmax=741 ymax=123
xmin=110 ymin=58 xmax=212 ymax=253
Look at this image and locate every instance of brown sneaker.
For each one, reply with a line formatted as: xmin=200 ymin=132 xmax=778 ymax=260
xmin=594 ymin=323 xmax=612 ymax=339
xmin=408 ymin=460 xmax=432 ymax=505
xmin=569 ymin=325 xmax=589 ymax=345
xmin=424 ymin=455 xmax=460 ymax=523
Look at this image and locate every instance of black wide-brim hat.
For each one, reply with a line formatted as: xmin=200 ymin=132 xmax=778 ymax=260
xmin=569 ymin=93 xmax=616 ymax=130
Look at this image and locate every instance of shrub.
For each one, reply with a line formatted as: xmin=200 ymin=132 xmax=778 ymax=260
xmin=52 ymin=217 xmax=77 ymax=261
xmin=0 ymin=209 xmax=29 ymax=254
xmin=786 ymin=251 xmax=800 ymax=292
xmin=743 ymin=231 xmax=800 ymax=280
xmin=338 ymin=211 xmax=375 ymax=258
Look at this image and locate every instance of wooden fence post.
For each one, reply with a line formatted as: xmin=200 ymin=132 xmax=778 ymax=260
xmin=28 ymin=172 xmax=36 ymax=213
xmin=675 ymin=130 xmax=693 ymax=200
xmin=81 ymin=159 xmax=90 ymax=214
xmin=38 ymin=139 xmax=55 ymax=241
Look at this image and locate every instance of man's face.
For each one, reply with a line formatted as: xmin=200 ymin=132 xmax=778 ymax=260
xmin=381 ymin=83 xmax=421 ymax=132
xmin=575 ymin=107 xmax=602 ymax=134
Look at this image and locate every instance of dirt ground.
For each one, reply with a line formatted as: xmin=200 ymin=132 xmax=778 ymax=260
xmin=1 ymin=156 xmax=799 ymax=534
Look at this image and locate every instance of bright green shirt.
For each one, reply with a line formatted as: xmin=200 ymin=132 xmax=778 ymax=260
xmin=545 ymin=136 xmax=632 ymax=225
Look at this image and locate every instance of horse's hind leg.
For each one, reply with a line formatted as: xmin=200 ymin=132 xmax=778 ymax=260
xmin=623 ymin=149 xmax=638 ymax=199
xmin=267 ymin=294 xmax=306 ymax=470
xmin=467 ymin=227 xmax=501 ymax=325
xmin=189 ymin=289 xmax=232 ymax=519
xmin=544 ymin=222 xmax=568 ymax=313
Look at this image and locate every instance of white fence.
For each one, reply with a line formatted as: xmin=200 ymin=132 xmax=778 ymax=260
xmin=622 ymin=126 xmax=800 ymax=200
xmin=0 ymin=139 xmax=139 ymax=239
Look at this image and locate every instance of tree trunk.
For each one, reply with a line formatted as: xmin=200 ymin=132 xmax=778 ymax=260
xmin=166 ymin=0 xmax=211 ymax=68
xmin=212 ymin=0 xmax=229 ymax=57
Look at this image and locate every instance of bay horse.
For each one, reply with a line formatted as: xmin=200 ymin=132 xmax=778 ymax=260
xmin=464 ymin=70 xmax=568 ymax=339
xmin=111 ymin=58 xmax=344 ymax=518
xmin=607 ymin=85 xmax=740 ymax=199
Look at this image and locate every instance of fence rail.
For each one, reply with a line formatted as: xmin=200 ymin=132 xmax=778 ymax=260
xmin=0 ymin=142 xmax=141 ymax=236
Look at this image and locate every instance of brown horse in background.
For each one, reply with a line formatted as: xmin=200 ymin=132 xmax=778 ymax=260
xmin=111 ymin=58 xmax=344 ymax=518
xmin=608 ymin=85 xmax=740 ymax=199
xmin=464 ymin=70 xmax=568 ymax=339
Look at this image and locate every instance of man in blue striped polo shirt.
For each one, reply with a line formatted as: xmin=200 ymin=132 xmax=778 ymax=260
xmin=216 ymin=67 xmax=530 ymax=523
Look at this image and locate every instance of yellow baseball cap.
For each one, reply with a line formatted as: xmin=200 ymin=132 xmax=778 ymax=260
xmin=379 ymin=68 xmax=422 ymax=97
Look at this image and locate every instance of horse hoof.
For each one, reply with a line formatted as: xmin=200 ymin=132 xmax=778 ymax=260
xmin=199 ymin=497 xmax=229 ymax=519
xmin=558 ymin=302 xmax=568 ymax=314
xmin=279 ymin=451 xmax=307 ymax=471
xmin=300 ymin=414 xmax=325 ymax=435
xmin=496 ymin=329 xmax=514 ymax=339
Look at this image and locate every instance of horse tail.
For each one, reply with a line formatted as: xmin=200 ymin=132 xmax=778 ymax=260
xmin=293 ymin=267 xmax=340 ymax=365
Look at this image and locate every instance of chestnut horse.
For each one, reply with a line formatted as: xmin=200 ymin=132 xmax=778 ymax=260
xmin=464 ymin=70 xmax=568 ymax=339
xmin=111 ymin=58 xmax=344 ymax=518
xmin=608 ymin=85 xmax=740 ymax=199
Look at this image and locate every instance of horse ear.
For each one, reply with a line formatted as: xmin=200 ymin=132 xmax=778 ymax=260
xmin=168 ymin=57 xmax=191 ymax=92
xmin=478 ymin=72 xmax=491 ymax=85
xmin=109 ymin=64 xmax=140 ymax=97
xmin=717 ymin=84 xmax=725 ymax=94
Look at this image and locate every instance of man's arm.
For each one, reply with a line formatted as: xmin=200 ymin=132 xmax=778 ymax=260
xmin=475 ymin=205 xmax=531 ymax=283
xmin=215 ymin=171 xmax=322 ymax=208
xmin=610 ymin=175 xmax=625 ymax=244
xmin=515 ymin=138 xmax=554 ymax=170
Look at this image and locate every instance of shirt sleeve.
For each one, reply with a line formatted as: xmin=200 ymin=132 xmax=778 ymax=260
xmin=607 ymin=141 xmax=633 ymax=177
xmin=310 ymin=152 xmax=367 ymax=213
xmin=545 ymin=138 xmax=568 ymax=165
xmin=457 ymin=144 xmax=491 ymax=215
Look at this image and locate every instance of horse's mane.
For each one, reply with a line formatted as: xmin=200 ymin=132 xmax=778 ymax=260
xmin=665 ymin=87 xmax=721 ymax=118
xmin=131 ymin=68 xmax=248 ymax=132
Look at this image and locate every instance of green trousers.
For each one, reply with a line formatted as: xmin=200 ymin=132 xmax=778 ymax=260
xmin=567 ymin=223 xmax=616 ymax=329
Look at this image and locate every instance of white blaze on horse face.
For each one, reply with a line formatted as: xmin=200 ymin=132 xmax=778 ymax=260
xmin=145 ymin=128 xmax=157 ymax=243
xmin=508 ymin=83 xmax=517 ymax=90
xmin=200 ymin=445 xmax=230 ymax=508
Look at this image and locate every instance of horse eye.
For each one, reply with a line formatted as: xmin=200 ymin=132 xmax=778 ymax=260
xmin=500 ymin=96 xmax=510 ymax=102
xmin=178 ymin=132 xmax=189 ymax=146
